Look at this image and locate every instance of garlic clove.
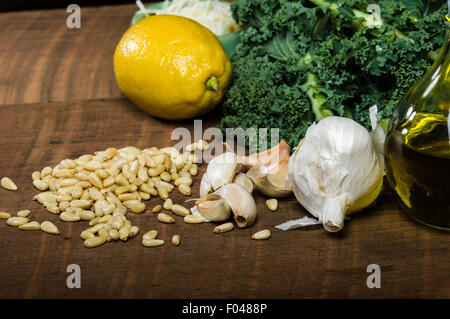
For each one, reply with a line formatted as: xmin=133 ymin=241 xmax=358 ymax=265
xmin=247 ymin=157 xmax=292 ymax=198
xmin=242 ymin=141 xmax=290 ymax=168
xmin=232 ymin=172 xmax=254 ymax=194
xmin=201 ymin=152 xmax=242 ymax=195
xmin=195 ymin=193 xmax=231 ymax=222
xmin=214 ymin=183 xmax=257 ymax=228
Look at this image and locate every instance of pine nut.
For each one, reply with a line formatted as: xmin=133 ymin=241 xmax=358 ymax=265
xmin=34 ymin=192 xmax=57 ymax=204
xmin=118 ymin=193 xmax=138 ymax=201
xmin=46 ymin=205 xmax=60 ymax=215
xmin=184 ymin=215 xmax=205 ymax=224
xmin=84 ymin=160 xmax=102 ymax=171
xmin=40 ymin=221 xmax=60 ymax=235
xmin=151 ymin=205 xmax=162 ymax=214
xmin=96 ymin=169 xmax=108 ymax=179
xmin=89 ymin=187 xmax=104 ymax=201
xmin=143 ymin=230 xmax=158 ymax=240
xmin=31 ymin=171 xmax=41 ymax=181
xmin=108 ymin=229 xmax=119 ymax=241
xmin=160 ymin=171 xmax=172 ymax=182
xmin=41 ymin=167 xmax=53 ymax=177
xmin=59 ymin=178 xmax=79 ymax=187
xmin=129 ymin=226 xmax=139 ymax=238
xmin=119 ymin=224 xmax=130 ymax=241
xmin=157 ymin=213 xmax=174 ymax=224
xmin=189 ymin=164 xmax=199 ymax=176
xmin=80 ymin=190 xmax=90 ymax=201
xmin=266 ymin=199 xmax=278 ymax=211
xmin=1 ymin=177 xmax=18 ymax=191
xmin=88 ymin=172 xmax=103 ymax=189
xmin=197 ymin=140 xmax=209 ymax=151
xmin=17 ymin=210 xmax=31 ymax=217
xmin=143 ymin=238 xmax=165 ymax=247
xmin=70 ymin=199 xmax=92 ymax=209
xmin=174 ymin=176 xmax=192 ymax=186
xmin=163 ymin=198 xmax=173 ymax=211
xmin=171 ymin=234 xmax=180 ymax=246
xmin=79 ymin=210 xmax=95 ymax=221
xmin=0 ymin=212 xmax=11 ymax=219
xmin=139 ymin=192 xmax=150 ymax=200
xmin=80 ymin=230 xmax=95 ymax=240
xmin=7 ymin=217 xmax=29 ymax=226
xmin=84 ymin=235 xmax=106 ymax=248
xmin=102 ymin=176 xmax=115 ymax=188
xmin=172 ymin=204 xmax=190 ymax=217
xmin=213 ymin=222 xmax=234 ymax=234
xmin=178 ymin=184 xmax=191 ymax=196
xmin=251 ymin=229 xmax=271 ymax=240
xmin=19 ymin=221 xmax=41 ymax=231
xmin=60 ymin=211 xmax=81 ymax=222
xmin=148 ymin=164 xmax=165 ymax=177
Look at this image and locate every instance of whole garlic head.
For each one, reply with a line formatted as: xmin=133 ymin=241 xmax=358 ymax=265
xmin=289 ymin=116 xmax=383 ymax=232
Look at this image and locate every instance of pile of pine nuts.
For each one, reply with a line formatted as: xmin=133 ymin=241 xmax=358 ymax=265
xmin=25 ymin=142 xmax=206 ymax=248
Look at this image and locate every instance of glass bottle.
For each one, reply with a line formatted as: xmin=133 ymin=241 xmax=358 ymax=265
xmin=384 ymin=16 xmax=450 ymax=231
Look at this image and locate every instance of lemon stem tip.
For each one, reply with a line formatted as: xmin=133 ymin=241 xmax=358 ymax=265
xmin=206 ymin=76 xmax=219 ymax=91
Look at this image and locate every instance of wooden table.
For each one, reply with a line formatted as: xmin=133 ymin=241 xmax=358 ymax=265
xmin=0 ymin=4 xmax=448 ymax=299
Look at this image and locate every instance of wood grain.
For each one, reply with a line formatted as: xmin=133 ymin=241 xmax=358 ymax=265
xmin=0 ymin=3 xmax=448 ymax=299
xmin=0 ymin=99 xmax=448 ymax=299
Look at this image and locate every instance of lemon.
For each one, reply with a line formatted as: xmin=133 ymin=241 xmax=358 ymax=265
xmin=113 ymin=14 xmax=232 ymax=120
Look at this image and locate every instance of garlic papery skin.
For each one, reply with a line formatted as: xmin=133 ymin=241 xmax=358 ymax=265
xmin=233 ymin=172 xmax=254 ymax=194
xmin=199 ymin=152 xmax=242 ymax=196
xmin=247 ymin=156 xmax=291 ymax=198
xmin=195 ymin=193 xmax=231 ymax=222
xmin=214 ymin=183 xmax=257 ymax=228
xmin=243 ymin=141 xmax=290 ymax=168
xmin=289 ymin=116 xmax=383 ymax=232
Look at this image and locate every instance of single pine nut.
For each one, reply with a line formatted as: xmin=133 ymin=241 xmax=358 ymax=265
xmin=139 ymin=192 xmax=150 ymax=200
xmin=189 ymin=164 xmax=199 ymax=176
xmin=171 ymin=235 xmax=181 ymax=246
xmin=31 ymin=171 xmax=41 ymax=181
xmin=7 ymin=217 xmax=29 ymax=226
xmin=171 ymin=204 xmax=190 ymax=217
xmin=251 ymin=229 xmax=271 ymax=240
xmin=59 ymin=178 xmax=79 ymax=187
xmin=19 ymin=221 xmax=41 ymax=231
xmin=60 ymin=211 xmax=81 ymax=222
xmin=110 ymin=216 xmax=124 ymax=230
xmin=84 ymin=160 xmax=102 ymax=171
xmin=143 ymin=238 xmax=165 ymax=247
xmin=160 ymin=171 xmax=172 ymax=182
xmin=163 ymin=198 xmax=173 ymax=210
xmin=40 ymin=221 xmax=60 ymax=235
xmin=80 ymin=230 xmax=95 ymax=240
xmin=118 ymin=193 xmax=138 ymax=201
xmin=213 ymin=222 xmax=234 ymax=234
xmin=96 ymin=169 xmax=108 ymax=179
xmin=0 ymin=212 xmax=11 ymax=219
xmin=79 ymin=210 xmax=95 ymax=221
xmin=119 ymin=224 xmax=130 ymax=241
xmin=174 ymin=176 xmax=192 ymax=186
xmin=88 ymin=172 xmax=103 ymax=189
xmin=46 ymin=205 xmax=60 ymax=215
xmin=184 ymin=215 xmax=205 ymax=224
xmin=1 ymin=177 xmax=18 ymax=191
xmin=84 ymin=235 xmax=106 ymax=248
xmin=59 ymin=201 xmax=71 ymax=212
xmin=178 ymin=184 xmax=191 ymax=196
xmin=80 ymin=190 xmax=90 ymax=201
xmin=17 ymin=209 xmax=31 ymax=217
xmin=33 ymin=192 xmax=57 ymax=204
xmin=143 ymin=230 xmax=158 ymax=241
xmin=41 ymin=167 xmax=53 ymax=177
xmin=151 ymin=205 xmax=162 ymax=214
xmin=108 ymin=229 xmax=120 ymax=241
xmin=129 ymin=226 xmax=140 ymax=238
xmin=266 ymin=199 xmax=278 ymax=211
xmin=89 ymin=187 xmax=104 ymax=201
xmin=56 ymin=193 xmax=72 ymax=203
xmin=70 ymin=199 xmax=92 ymax=209
xmin=157 ymin=213 xmax=174 ymax=224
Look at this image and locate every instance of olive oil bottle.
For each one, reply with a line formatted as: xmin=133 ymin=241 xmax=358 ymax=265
xmin=384 ymin=16 xmax=450 ymax=231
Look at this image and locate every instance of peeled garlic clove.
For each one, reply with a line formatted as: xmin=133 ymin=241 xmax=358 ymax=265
xmin=233 ymin=172 xmax=253 ymax=194
xmin=214 ymin=183 xmax=257 ymax=228
xmin=195 ymin=193 xmax=231 ymax=222
xmin=201 ymin=152 xmax=242 ymax=194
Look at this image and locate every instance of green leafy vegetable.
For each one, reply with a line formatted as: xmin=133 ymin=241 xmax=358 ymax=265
xmin=220 ymin=0 xmax=447 ymax=147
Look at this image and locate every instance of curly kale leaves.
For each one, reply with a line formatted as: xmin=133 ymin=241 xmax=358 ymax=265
xmin=220 ymin=0 xmax=447 ymax=148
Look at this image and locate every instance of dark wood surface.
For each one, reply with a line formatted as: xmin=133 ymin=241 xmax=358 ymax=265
xmin=0 ymin=4 xmax=448 ymax=299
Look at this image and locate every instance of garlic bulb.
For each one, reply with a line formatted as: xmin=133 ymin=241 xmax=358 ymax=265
xmin=288 ymin=116 xmax=383 ymax=232
xmin=233 ymin=172 xmax=254 ymax=194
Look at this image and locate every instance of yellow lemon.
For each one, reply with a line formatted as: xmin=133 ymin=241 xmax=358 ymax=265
xmin=113 ymin=14 xmax=232 ymax=120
